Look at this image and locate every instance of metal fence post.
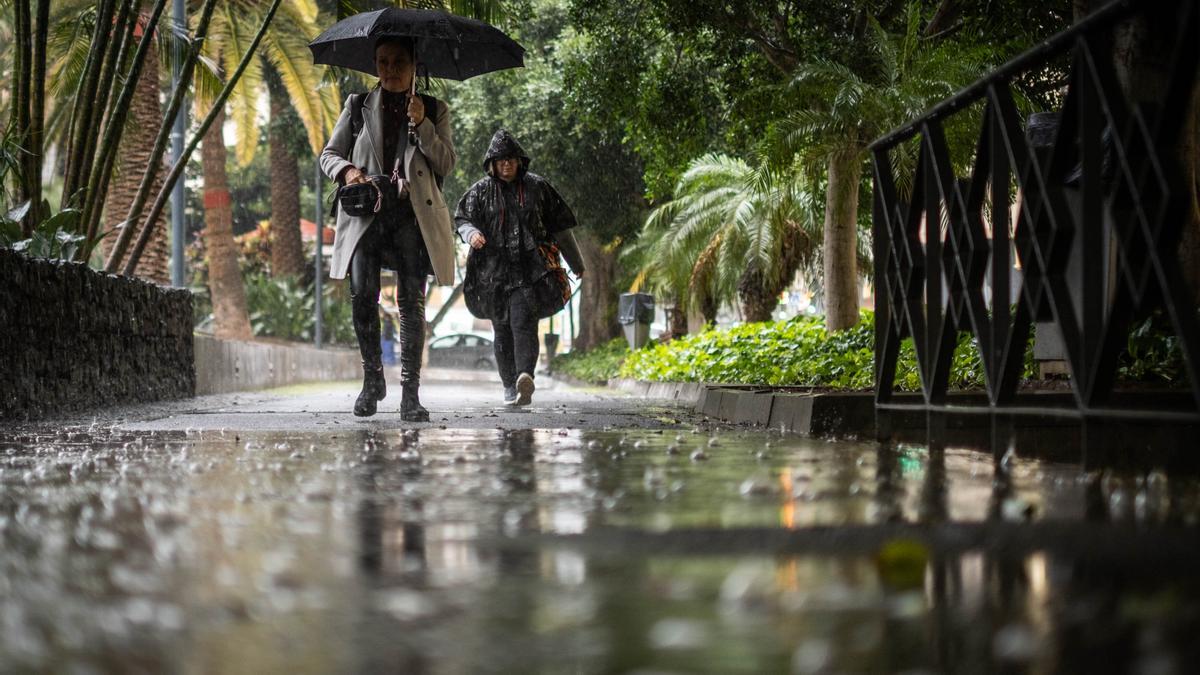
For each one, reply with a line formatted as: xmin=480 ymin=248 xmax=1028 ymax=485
xmin=314 ymin=158 xmax=324 ymax=349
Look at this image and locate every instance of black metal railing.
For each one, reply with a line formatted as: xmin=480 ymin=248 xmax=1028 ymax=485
xmin=871 ymin=0 xmax=1200 ymax=423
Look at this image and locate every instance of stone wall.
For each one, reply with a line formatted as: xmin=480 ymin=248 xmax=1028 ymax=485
xmin=194 ymin=335 xmax=359 ymax=395
xmin=0 ymin=249 xmax=194 ymax=420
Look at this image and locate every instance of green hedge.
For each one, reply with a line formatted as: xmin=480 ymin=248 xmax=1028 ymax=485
xmin=555 ymin=310 xmax=1183 ymax=391
xmin=618 ymin=312 xmax=1025 ymax=391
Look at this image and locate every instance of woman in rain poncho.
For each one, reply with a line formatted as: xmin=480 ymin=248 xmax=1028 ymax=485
xmin=454 ymin=129 xmax=585 ymax=406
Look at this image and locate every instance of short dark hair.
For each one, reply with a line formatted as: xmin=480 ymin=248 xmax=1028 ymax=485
xmin=375 ymin=35 xmax=414 ymax=56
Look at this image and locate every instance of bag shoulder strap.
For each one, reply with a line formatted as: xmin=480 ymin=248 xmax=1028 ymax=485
xmin=349 ymin=92 xmax=366 ymax=141
xmin=417 ymin=93 xmax=444 ymax=190
xmin=329 ymin=92 xmax=368 ymax=219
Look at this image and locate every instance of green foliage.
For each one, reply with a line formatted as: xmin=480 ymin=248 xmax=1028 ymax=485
xmin=1 ymin=131 xmax=85 ymax=261
xmin=0 ymin=206 xmax=86 ymax=261
xmin=621 ymin=314 xmax=877 ymax=388
xmin=320 ymin=285 xmax=356 ymax=346
xmin=226 ymin=127 xmax=275 ymax=237
xmin=563 ymin=0 xmax=763 ymax=199
xmin=443 ymin=0 xmax=645 ymax=247
xmin=1119 ymin=313 xmax=1185 ymax=385
xmin=552 ymin=337 xmax=630 ymax=384
xmin=619 ymin=311 xmax=1031 ymax=391
xmin=619 ymin=310 xmax=1188 ymax=391
xmin=236 ymin=270 xmax=355 ymax=344
xmin=0 ymin=133 xmax=25 ymax=207
xmin=564 ymin=0 xmax=1066 ymax=204
xmin=628 ymin=152 xmax=821 ymax=317
xmin=775 ymin=3 xmax=1001 ymax=194
xmin=184 ymin=209 xmax=352 ymax=345
xmin=244 ymin=273 xmax=316 ymax=340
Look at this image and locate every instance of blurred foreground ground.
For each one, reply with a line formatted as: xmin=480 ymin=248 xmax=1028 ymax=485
xmin=2 ymin=373 xmax=1199 ymax=673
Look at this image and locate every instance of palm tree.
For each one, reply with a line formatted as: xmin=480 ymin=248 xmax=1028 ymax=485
xmin=191 ymin=0 xmax=341 ymax=334
xmin=18 ymin=1 xmax=176 ymax=281
xmin=635 ymin=153 xmax=820 ymax=324
xmin=213 ymin=0 xmax=341 ymax=281
xmin=102 ymin=17 xmax=171 ymax=284
xmin=779 ymin=6 xmax=990 ymax=331
xmin=267 ymin=75 xmax=306 ymax=278
xmin=201 ymin=103 xmax=253 ymax=339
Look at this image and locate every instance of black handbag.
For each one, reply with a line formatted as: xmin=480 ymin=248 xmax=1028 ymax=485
xmin=530 ymin=242 xmax=572 ymax=319
xmin=336 ymin=175 xmax=389 ymax=217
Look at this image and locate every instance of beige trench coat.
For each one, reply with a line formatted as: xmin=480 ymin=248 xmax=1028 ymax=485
xmin=319 ymin=88 xmax=457 ymax=285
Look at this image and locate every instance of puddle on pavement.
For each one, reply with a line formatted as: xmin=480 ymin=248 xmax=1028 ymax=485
xmin=2 ymin=426 xmax=1199 ymax=672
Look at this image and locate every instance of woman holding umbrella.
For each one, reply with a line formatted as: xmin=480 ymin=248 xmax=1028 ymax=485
xmin=320 ymin=36 xmax=457 ymax=420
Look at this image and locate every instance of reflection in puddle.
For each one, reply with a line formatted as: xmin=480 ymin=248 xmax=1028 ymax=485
xmin=1 ymin=427 xmax=1198 ymax=672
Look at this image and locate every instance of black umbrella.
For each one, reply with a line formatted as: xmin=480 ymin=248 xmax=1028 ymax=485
xmin=308 ymin=8 xmax=524 ymax=81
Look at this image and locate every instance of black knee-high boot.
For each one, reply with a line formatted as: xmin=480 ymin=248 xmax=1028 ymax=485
xmin=350 ymin=233 xmax=387 ymax=417
xmin=397 ymin=275 xmax=429 ymax=422
xmin=351 ymin=292 xmax=387 ymax=417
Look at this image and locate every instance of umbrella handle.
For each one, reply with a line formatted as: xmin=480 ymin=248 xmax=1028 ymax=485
xmin=409 ymin=69 xmax=417 ymax=133
xmin=408 ymin=63 xmax=429 ymax=133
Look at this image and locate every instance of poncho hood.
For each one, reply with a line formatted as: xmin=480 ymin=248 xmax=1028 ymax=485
xmin=483 ymin=129 xmax=531 ymax=176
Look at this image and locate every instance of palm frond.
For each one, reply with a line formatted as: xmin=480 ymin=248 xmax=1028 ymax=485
xmin=738 ymin=196 xmax=775 ymax=272
xmin=46 ymin=7 xmax=94 ymax=98
xmin=635 ymin=151 xmax=823 ymax=317
xmin=263 ymin=29 xmax=340 ymax=153
xmin=191 ymin=53 xmax=224 ymax=108
xmin=220 ymin=4 xmax=265 ymax=167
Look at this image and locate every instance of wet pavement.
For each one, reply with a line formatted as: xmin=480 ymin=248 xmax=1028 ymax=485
xmin=3 ymin=374 xmax=1200 ymax=673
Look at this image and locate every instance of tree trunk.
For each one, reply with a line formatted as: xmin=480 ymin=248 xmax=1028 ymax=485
xmin=738 ymin=218 xmax=807 ymax=323
xmin=664 ymin=300 xmax=688 ymax=340
xmin=737 ymin=269 xmax=777 ymax=323
xmin=269 ymin=84 xmax=305 ymax=278
xmin=202 ymin=106 xmax=253 ymax=340
xmin=698 ymin=293 xmax=718 ymax=326
xmin=1105 ymin=3 xmax=1200 ymax=303
xmin=574 ymin=230 xmax=620 ymax=350
xmin=823 ymin=147 xmax=862 ymax=332
xmin=103 ymin=42 xmax=170 ymax=284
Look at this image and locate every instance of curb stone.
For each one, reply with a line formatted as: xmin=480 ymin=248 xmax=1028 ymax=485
xmin=606 ymin=378 xmax=876 ymax=439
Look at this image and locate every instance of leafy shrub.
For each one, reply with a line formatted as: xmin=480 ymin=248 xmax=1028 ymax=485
xmin=320 ymin=284 xmax=356 ymax=346
xmin=244 ymin=273 xmax=315 ymax=340
xmin=1119 ymin=313 xmax=1185 ymax=384
xmin=0 ymin=205 xmax=86 ymax=261
xmin=619 ymin=312 xmax=1029 ymax=391
xmin=198 ymin=270 xmax=353 ymax=345
xmin=552 ymin=337 xmax=629 ymax=384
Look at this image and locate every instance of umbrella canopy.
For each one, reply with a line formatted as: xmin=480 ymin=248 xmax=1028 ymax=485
xmin=308 ymin=8 xmax=524 ymax=81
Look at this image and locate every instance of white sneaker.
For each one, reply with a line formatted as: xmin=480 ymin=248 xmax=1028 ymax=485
xmin=515 ymin=372 xmax=535 ymax=406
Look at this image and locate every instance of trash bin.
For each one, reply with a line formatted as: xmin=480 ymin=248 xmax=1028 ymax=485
xmin=543 ymin=332 xmax=560 ymax=373
xmin=618 ymin=293 xmax=655 ymax=349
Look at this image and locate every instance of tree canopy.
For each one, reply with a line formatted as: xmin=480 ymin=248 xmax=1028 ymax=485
xmin=444 ymin=0 xmax=646 ymax=248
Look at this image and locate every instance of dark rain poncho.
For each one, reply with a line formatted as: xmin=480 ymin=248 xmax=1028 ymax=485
xmin=455 ymin=129 xmax=585 ymax=321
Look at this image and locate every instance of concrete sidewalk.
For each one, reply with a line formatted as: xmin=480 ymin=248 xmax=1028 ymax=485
xmin=79 ymin=368 xmax=701 ymax=433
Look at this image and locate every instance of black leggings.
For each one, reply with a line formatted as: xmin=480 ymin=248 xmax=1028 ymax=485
xmin=492 ymin=288 xmax=539 ymax=388
xmin=350 ymin=221 xmax=427 ymax=385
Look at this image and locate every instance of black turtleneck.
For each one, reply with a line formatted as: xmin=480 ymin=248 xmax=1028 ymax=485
xmin=380 ymin=89 xmax=409 ymax=177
